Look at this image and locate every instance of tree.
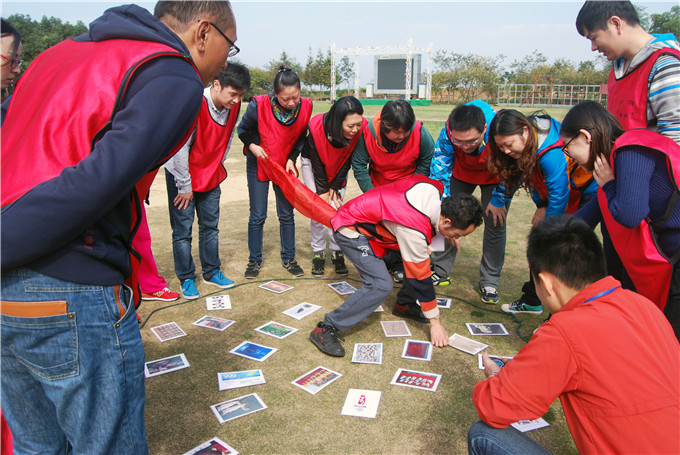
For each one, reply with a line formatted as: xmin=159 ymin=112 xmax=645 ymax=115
xmin=633 ymin=4 xmax=651 ymax=31
xmin=7 ymin=14 xmax=88 ymax=67
xmin=649 ymin=5 xmax=680 ymax=37
xmin=266 ymin=50 xmax=302 ymax=76
xmin=337 ymin=55 xmax=353 ymax=91
xmin=433 ymin=50 xmax=504 ymax=103
xmin=244 ymin=65 xmax=271 ymax=99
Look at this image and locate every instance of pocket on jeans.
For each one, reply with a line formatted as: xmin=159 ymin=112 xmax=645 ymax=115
xmin=1 ymin=301 xmax=78 ymax=380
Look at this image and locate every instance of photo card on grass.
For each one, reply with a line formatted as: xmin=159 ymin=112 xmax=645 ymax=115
xmin=259 ymin=280 xmax=293 ymax=294
xmin=448 ymin=333 xmax=489 ymax=355
xmin=282 ymin=302 xmax=321 ymax=320
xmin=351 ymin=343 xmax=383 ymax=364
xmin=380 ymin=320 xmax=412 ymax=337
xmin=229 ymin=341 xmax=278 ymax=362
xmin=390 ymin=368 xmax=442 ymax=392
xmin=291 ymin=366 xmax=342 ymax=395
xmin=328 ymin=281 xmax=357 ymax=295
xmin=436 ymin=298 xmax=452 ymax=309
xmin=341 ymin=389 xmax=382 ymax=419
xmin=206 ymin=294 xmax=231 ymax=310
xmin=182 ymin=437 xmax=238 ymax=455
xmin=144 ymin=353 xmax=190 ymax=378
xmin=466 ymin=322 xmax=509 ymax=336
xmin=254 ymin=321 xmax=298 ymax=339
xmin=218 ymin=369 xmax=266 ymax=391
xmin=477 ymin=354 xmax=514 ymax=370
xmin=192 ymin=315 xmax=235 ymax=332
xmin=150 ymin=322 xmax=186 ymax=342
xmin=401 ymin=340 xmax=433 ymax=361
xmin=210 ymin=393 xmax=267 ymax=424
xmin=374 ymin=305 xmax=384 ymax=312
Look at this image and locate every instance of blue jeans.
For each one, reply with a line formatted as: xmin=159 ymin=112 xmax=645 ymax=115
xmin=1 ymin=268 xmax=148 ymax=454
xmin=246 ymin=153 xmax=296 ymax=263
xmin=468 ymin=421 xmax=551 ymax=455
xmin=166 ymin=169 xmax=222 ymax=281
xmin=324 ymin=232 xmax=394 ymax=331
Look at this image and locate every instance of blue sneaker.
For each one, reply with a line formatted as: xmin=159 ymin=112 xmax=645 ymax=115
xmin=181 ymin=279 xmax=199 ymax=299
xmin=501 ymin=299 xmax=542 ymax=315
xmin=203 ymin=270 xmax=235 ymax=289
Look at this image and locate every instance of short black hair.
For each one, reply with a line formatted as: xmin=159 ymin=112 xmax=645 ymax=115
xmin=154 ymin=1 xmax=235 ymax=33
xmin=1 ymin=18 xmax=21 ymax=59
xmin=214 ymin=62 xmax=250 ymax=92
xmin=324 ymin=95 xmax=364 ymax=143
xmin=527 ymin=216 xmax=605 ymax=290
xmin=380 ymin=100 xmax=415 ymax=132
xmin=448 ymin=104 xmax=486 ymax=133
xmin=576 ymin=1 xmax=640 ymax=36
xmin=273 ymin=66 xmax=301 ymax=93
xmin=441 ymin=193 xmax=484 ymax=230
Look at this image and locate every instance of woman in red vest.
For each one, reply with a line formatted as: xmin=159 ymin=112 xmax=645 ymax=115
xmin=562 ymin=100 xmax=680 ymax=341
xmin=237 ymin=67 xmax=312 ymax=279
xmin=300 ymin=96 xmax=366 ymax=277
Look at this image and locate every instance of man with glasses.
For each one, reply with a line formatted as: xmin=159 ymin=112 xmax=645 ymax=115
xmin=430 ymin=100 xmax=511 ymax=305
xmin=1 ymin=2 xmax=237 ymax=453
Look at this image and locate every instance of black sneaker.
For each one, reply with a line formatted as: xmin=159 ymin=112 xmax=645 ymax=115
xmin=283 ymin=259 xmax=304 ymax=277
xmin=391 ymin=269 xmax=404 ymax=283
xmin=331 ymin=251 xmax=349 ymax=276
xmin=309 ymin=322 xmax=345 ymax=357
xmin=392 ymin=302 xmax=429 ymax=323
xmin=244 ymin=261 xmax=261 ymax=279
xmin=311 ymin=253 xmax=325 ymax=276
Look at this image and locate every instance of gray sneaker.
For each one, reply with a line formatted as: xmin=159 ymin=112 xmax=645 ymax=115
xmin=283 ymin=259 xmax=304 ymax=277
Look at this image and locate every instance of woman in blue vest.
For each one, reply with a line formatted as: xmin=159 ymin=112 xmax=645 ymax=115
xmin=563 ymin=100 xmax=680 ymax=340
xmin=488 ymin=109 xmax=596 ymax=315
xmin=237 ymin=67 xmax=312 ymax=279
xmin=300 ymin=96 xmax=366 ymax=277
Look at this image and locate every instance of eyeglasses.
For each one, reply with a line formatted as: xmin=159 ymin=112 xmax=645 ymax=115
xmin=1 ymin=54 xmax=23 ymax=68
xmin=561 ymin=135 xmax=578 ymax=157
xmin=209 ymin=22 xmax=240 ymax=57
xmin=450 ymin=132 xmax=483 ymax=147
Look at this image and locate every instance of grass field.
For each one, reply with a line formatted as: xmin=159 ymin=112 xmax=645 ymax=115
xmin=138 ymin=102 xmax=578 ymax=454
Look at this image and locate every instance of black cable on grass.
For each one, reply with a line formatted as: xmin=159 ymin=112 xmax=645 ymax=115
xmin=139 ymin=276 xmax=532 ymax=343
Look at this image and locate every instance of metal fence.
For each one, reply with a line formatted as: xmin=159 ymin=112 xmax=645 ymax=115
xmin=497 ymin=83 xmax=607 ymax=107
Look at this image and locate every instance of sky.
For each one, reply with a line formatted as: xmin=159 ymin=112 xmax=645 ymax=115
xmin=2 ymin=1 xmax=677 ymax=84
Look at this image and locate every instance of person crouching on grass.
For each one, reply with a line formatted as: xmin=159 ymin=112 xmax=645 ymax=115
xmin=468 ymin=216 xmax=679 ymax=455
xmin=309 ymin=174 xmax=483 ymax=357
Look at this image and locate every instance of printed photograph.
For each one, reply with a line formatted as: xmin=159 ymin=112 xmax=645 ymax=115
xmin=210 ymin=393 xmax=267 ymax=424
xmin=340 ymin=389 xmax=382 ymax=419
xmin=218 ymin=369 xmax=266 ymax=391
xmin=282 ymin=302 xmax=322 ymax=320
xmin=292 ymin=366 xmax=342 ymax=395
xmin=192 ymin=316 xmax=235 ymax=332
xmin=390 ymin=368 xmax=442 ymax=392
xmin=328 ymin=281 xmax=357 ymax=295
xmin=254 ymin=321 xmax=298 ymax=339
xmin=351 ymin=343 xmax=383 ymax=364
xmin=145 ymin=353 xmax=190 ymax=378
xmin=448 ymin=333 xmax=489 ymax=355
xmin=182 ymin=437 xmax=239 ymax=455
xmin=436 ymin=298 xmax=452 ymax=309
xmin=150 ymin=322 xmax=187 ymax=342
xmin=466 ymin=322 xmax=509 ymax=336
xmin=477 ymin=354 xmax=514 ymax=370
xmin=259 ymin=280 xmax=294 ymax=294
xmin=206 ymin=295 xmax=232 ymax=311
xmin=229 ymin=341 xmax=278 ymax=362
xmin=380 ymin=320 xmax=412 ymax=337
xmin=401 ymin=340 xmax=433 ymax=361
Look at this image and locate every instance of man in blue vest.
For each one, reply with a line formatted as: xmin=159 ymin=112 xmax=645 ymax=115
xmin=0 ymin=2 xmax=238 ymax=453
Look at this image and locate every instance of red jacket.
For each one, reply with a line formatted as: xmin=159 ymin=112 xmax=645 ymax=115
xmin=473 ymin=276 xmax=680 ymax=454
xmin=364 ymin=112 xmax=422 ymax=187
xmin=188 ymin=98 xmax=240 ymax=192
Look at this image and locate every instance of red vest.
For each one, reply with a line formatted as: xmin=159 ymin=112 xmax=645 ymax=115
xmin=308 ymin=113 xmax=366 ymax=186
xmin=188 ymin=97 xmax=241 ymax=192
xmin=446 ymin=122 xmax=498 ymax=185
xmin=599 ymin=129 xmax=680 ymax=311
xmin=1 ymin=38 xmax=196 ymax=206
xmin=249 ymin=94 xmax=312 ymax=181
xmin=364 ymin=112 xmax=422 ymax=187
xmin=331 ymin=174 xmax=443 ymax=257
xmin=530 ymin=139 xmax=564 ymax=207
xmin=607 ymin=48 xmax=680 ymax=130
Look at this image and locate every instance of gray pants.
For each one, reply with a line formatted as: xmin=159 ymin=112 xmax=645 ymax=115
xmin=431 ymin=178 xmax=510 ymax=288
xmin=324 ymin=232 xmax=394 ymax=331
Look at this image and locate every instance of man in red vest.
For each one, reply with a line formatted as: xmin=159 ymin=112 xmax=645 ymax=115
xmin=165 ymin=63 xmax=250 ymax=299
xmin=469 ymin=217 xmax=679 ymax=455
xmin=309 ymin=175 xmax=483 ymax=357
xmin=0 ymin=2 xmax=238 ymax=453
xmin=576 ymin=0 xmax=680 ymax=142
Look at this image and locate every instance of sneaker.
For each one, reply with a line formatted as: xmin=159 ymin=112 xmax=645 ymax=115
xmin=478 ymin=286 xmax=500 ymax=304
xmin=431 ymin=273 xmax=451 ymax=286
xmin=391 ymin=269 xmax=404 ymax=283
xmin=203 ymin=270 xmax=235 ymax=289
xmin=309 ymin=322 xmax=345 ymax=357
xmin=180 ymin=279 xmax=199 ymax=299
xmin=311 ymin=253 xmax=325 ymax=277
xmin=501 ymin=299 xmax=543 ymax=315
xmin=244 ymin=261 xmax=261 ymax=279
xmin=392 ymin=302 xmax=429 ymax=323
xmin=283 ymin=259 xmax=304 ymax=277
xmin=331 ymin=251 xmax=349 ymax=276
xmin=141 ymin=287 xmax=179 ymax=302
